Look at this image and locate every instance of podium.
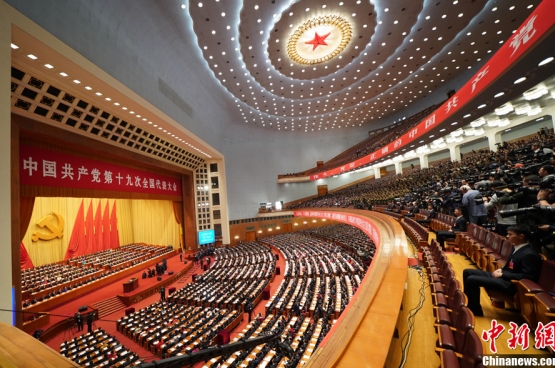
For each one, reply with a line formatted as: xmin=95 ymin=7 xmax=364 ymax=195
xmin=217 ymin=330 xmax=230 ymax=345
xmin=123 ymin=278 xmax=139 ymax=293
xmin=275 ymin=266 xmax=280 ymax=275
xmin=263 ymin=288 xmax=271 ymax=300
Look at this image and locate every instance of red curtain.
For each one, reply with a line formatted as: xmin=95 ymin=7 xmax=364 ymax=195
xmin=64 ymin=199 xmax=86 ymax=259
xmin=110 ymin=201 xmax=120 ymax=249
xmin=102 ymin=201 xmax=111 ymax=250
xmin=20 ymin=242 xmax=34 ymax=269
xmin=20 ymin=197 xmax=35 ymax=242
xmin=85 ymin=200 xmax=95 ymax=254
xmin=94 ymin=201 xmax=103 ymax=251
xmin=20 ymin=196 xmax=36 ymax=268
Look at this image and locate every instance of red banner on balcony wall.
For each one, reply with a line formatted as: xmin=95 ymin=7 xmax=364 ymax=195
xmin=20 ymin=146 xmax=182 ymax=195
xmin=310 ymin=0 xmax=555 ymax=181
xmin=294 ymin=210 xmax=380 ymax=246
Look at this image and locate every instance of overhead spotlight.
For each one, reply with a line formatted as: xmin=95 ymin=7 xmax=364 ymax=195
xmin=514 ymin=77 xmax=526 ymax=84
xmin=539 ymin=57 xmax=554 ymax=66
xmin=10 ymin=43 xmax=19 ymax=49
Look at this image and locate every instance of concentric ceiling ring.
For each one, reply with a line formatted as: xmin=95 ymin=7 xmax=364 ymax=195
xmin=287 ymin=15 xmax=352 ymax=65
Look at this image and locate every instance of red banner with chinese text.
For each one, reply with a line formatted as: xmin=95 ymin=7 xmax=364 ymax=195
xmin=20 ymin=146 xmax=182 ymax=195
xmin=294 ymin=210 xmax=380 ymax=246
xmin=310 ymin=0 xmax=555 ymax=181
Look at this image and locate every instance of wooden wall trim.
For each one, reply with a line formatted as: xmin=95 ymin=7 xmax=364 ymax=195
xmin=299 ymin=209 xmax=408 ymax=368
xmin=182 ymin=173 xmax=197 ymax=254
xmin=11 ymin=119 xmax=22 ymax=328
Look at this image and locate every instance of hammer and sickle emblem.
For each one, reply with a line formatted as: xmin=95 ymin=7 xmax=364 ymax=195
xmin=32 ymin=212 xmax=64 ymax=242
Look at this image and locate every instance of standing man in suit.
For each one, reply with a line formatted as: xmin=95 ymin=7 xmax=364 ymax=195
xmin=435 ymin=207 xmax=467 ymax=250
xmin=463 ymin=224 xmax=542 ymax=316
xmin=160 ymin=286 xmax=166 ymax=301
xmin=74 ymin=311 xmax=83 ymax=332
xmin=86 ymin=312 xmax=94 ymax=333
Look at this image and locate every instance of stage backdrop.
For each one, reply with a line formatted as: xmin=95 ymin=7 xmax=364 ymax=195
xmin=22 ymin=197 xmax=180 ymax=266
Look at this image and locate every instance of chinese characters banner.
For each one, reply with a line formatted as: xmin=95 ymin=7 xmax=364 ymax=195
xmin=293 ymin=210 xmax=381 ymax=246
xmin=310 ymin=0 xmax=555 ymax=181
xmin=20 ymin=146 xmax=182 ymax=196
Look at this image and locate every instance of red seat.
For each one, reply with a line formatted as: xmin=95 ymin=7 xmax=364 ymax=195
xmin=439 ymin=329 xmax=483 ymax=368
xmin=436 ymin=306 xmax=475 ymax=351
xmin=516 ymin=259 xmax=555 ymax=326
xmin=434 ymin=289 xmax=467 ymax=326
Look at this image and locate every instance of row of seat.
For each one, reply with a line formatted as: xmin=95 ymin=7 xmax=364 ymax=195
xmin=117 ymin=302 xmax=239 ymax=358
xmin=60 ymin=328 xmax=142 ymax=367
xmin=422 ymin=239 xmax=484 ymax=368
xmin=455 ymin=224 xmax=555 ymax=352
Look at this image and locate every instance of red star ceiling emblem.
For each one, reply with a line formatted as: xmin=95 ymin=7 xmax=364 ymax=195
xmin=305 ymin=32 xmax=331 ymax=51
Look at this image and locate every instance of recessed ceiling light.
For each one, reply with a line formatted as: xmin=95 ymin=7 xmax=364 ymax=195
xmin=384 ymin=7 xmax=389 ymax=12
xmin=514 ymin=77 xmax=526 ymax=84
xmin=95 ymin=92 xmax=102 ymax=96
xmin=59 ymin=72 xmax=68 ymax=77
xmin=198 ymin=2 xmax=203 ymax=7
xmin=494 ymin=92 xmax=504 ymax=98
xmin=72 ymin=80 xmax=81 ymax=84
xmin=114 ymin=102 xmax=120 ymax=106
xmin=322 ymin=4 xmax=327 ymax=8
xmin=458 ymin=13 xmax=463 ymax=17
xmin=478 ymin=104 xmax=486 ymax=109
xmin=539 ymin=57 xmax=554 ymax=66
xmin=492 ymin=7 xmax=497 ymax=11
xmin=463 ymin=114 xmax=471 ymax=118
xmin=85 ymin=86 xmax=92 ymax=90
xmin=221 ymin=12 xmax=225 ymax=16
xmin=44 ymin=64 xmax=54 ymax=69
xmin=105 ymin=97 xmax=111 ymax=101
xmin=255 ymin=5 xmax=259 ymax=9
xmin=10 ymin=43 xmax=19 ymax=49
xmin=122 ymin=107 xmax=127 ymax=110
xmin=27 ymin=54 xmax=37 ymax=60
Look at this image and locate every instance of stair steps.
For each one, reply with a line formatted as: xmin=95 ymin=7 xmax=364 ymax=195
xmin=91 ymin=296 xmax=127 ymax=318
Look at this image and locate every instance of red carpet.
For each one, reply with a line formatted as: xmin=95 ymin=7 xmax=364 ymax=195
xmin=44 ymin=253 xmax=209 ymax=361
xmin=229 ymin=251 xmax=286 ymax=341
xmin=43 ymin=251 xmax=284 ymax=363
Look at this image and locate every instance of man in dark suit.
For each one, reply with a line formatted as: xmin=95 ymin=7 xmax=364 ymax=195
xmin=86 ymin=312 xmax=94 ymax=333
xmin=75 ymin=311 xmax=83 ymax=331
xmin=435 ymin=207 xmax=467 ymax=250
xmin=463 ymin=224 xmax=542 ymax=316
xmin=416 ymin=203 xmax=436 ymax=226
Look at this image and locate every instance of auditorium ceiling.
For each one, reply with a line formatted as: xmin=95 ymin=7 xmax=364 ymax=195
xmin=8 ymin=0 xmax=552 ymax=144
xmin=171 ymin=0 xmax=543 ymax=132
